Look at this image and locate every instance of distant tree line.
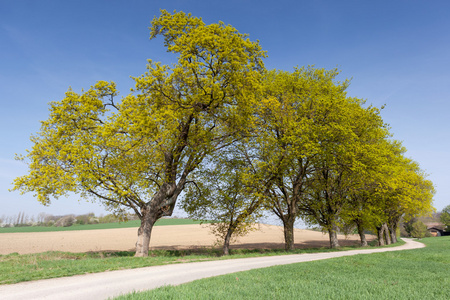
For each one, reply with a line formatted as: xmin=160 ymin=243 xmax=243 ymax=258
xmin=0 ymin=212 xmax=138 ymax=228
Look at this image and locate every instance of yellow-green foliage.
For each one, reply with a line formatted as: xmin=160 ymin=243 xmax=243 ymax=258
xmin=12 ymin=10 xmax=266 ymax=222
xmin=12 ymin=11 xmax=435 ymax=250
xmin=182 ymin=147 xmax=263 ymax=244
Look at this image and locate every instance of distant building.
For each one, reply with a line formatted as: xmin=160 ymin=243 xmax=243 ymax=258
xmin=425 ymin=222 xmax=448 ymax=236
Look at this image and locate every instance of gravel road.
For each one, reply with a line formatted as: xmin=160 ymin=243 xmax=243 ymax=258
xmin=0 ymin=238 xmax=424 ymax=300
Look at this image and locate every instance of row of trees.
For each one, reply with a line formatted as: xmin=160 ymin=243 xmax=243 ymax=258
xmin=0 ymin=212 xmax=34 ymax=227
xmin=12 ymin=10 xmax=434 ymax=256
xmin=181 ymin=68 xmax=435 ymax=254
xmin=0 ymin=213 xmax=135 ymax=228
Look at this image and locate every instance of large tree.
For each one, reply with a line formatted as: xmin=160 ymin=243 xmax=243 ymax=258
xmin=378 ymin=153 xmax=435 ymax=244
xmin=352 ymin=140 xmax=436 ymax=245
xmin=340 ymin=125 xmax=393 ymax=247
xmin=256 ymin=67 xmax=349 ymax=250
xmin=300 ymin=93 xmax=388 ymax=248
xmin=12 ymin=10 xmax=266 ymax=256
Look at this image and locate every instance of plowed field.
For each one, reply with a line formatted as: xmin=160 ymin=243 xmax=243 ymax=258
xmin=0 ymin=224 xmax=370 ymax=255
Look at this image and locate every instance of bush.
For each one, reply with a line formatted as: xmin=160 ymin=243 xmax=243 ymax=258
xmin=411 ymin=221 xmax=428 ymax=239
xmin=45 ymin=220 xmax=55 ymax=227
xmin=54 ymin=215 xmax=76 ymax=227
xmin=399 ymin=225 xmax=409 ymax=237
xmin=75 ymin=213 xmax=96 ymax=225
xmin=440 ymin=205 xmax=450 ymax=232
xmin=89 ymin=217 xmax=99 ymax=224
xmin=98 ymin=213 xmax=137 ymax=223
xmin=98 ymin=214 xmax=120 ymax=223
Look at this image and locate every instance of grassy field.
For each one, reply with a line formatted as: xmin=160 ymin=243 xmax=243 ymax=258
xmin=0 ymin=218 xmax=204 ymax=233
xmin=0 ymin=240 xmax=395 ymax=285
xmin=114 ymin=237 xmax=450 ymax=300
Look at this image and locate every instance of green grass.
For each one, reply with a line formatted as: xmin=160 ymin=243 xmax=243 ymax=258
xmin=0 ymin=218 xmax=204 ymax=233
xmin=0 ymin=250 xmax=211 ymax=285
xmin=114 ymin=237 xmax=450 ymax=300
xmin=0 ymin=240 xmax=393 ymax=285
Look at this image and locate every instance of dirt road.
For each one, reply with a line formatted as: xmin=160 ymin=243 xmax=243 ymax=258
xmin=0 ymin=238 xmax=424 ymax=300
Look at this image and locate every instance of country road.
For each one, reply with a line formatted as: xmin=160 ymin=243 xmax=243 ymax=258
xmin=0 ymin=238 xmax=424 ymax=300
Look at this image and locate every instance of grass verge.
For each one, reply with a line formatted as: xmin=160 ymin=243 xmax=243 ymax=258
xmin=0 ymin=218 xmax=205 ymax=233
xmin=113 ymin=237 xmax=450 ymax=300
xmin=0 ymin=240 xmax=396 ymax=285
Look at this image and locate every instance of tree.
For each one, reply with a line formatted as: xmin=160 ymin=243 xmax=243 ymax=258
xmin=440 ymin=205 xmax=450 ymax=231
xmin=338 ymin=106 xmax=391 ymax=247
xmin=256 ymin=67 xmax=349 ymax=250
xmin=254 ymin=67 xmax=390 ymax=249
xmin=343 ymin=187 xmax=378 ymax=247
xmin=359 ymin=139 xmax=435 ymax=245
xmin=181 ymin=145 xmax=263 ymax=255
xmin=383 ymin=152 xmax=434 ymax=244
xmin=403 ymin=216 xmax=418 ymax=237
xmin=12 ymin=10 xmax=266 ymax=257
xmin=411 ymin=220 xmax=428 ymax=239
xmin=300 ymin=91 xmax=388 ymax=248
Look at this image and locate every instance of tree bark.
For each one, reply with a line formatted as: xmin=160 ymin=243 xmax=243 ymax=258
xmin=376 ymin=226 xmax=385 ymax=246
xmin=382 ymin=223 xmax=391 ymax=245
xmin=283 ymin=216 xmax=296 ymax=251
xmin=223 ymin=228 xmax=234 ymax=256
xmin=328 ymin=224 xmax=340 ymax=248
xmin=389 ymin=224 xmax=398 ymax=244
xmin=387 ymin=216 xmax=399 ymax=244
xmin=135 ymin=206 xmax=158 ymax=257
xmin=356 ymin=220 xmax=368 ymax=247
xmin=133 ymin=179 xmax=184 ymax=257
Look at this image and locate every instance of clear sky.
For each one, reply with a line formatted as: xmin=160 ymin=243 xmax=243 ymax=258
xmin=1 ymin=0 xmax=449 ymax=219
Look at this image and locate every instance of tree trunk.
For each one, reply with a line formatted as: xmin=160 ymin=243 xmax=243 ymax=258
xmin=389 ymin=224 xmax=398 ymax=244
xmin=382 ymin=223 xmax=391 ymax=245
xmin=328 ymin=224 xmax=340 ymax=248
xmin=283 ymin=217 xmax=295 ymax=251
xmin=356 ymin=220 xmax=368 ymax=247
xmin=135 ymin=207 xmax=158 ymax=257
xmin=133 ymin=180 xmax=182 ymax=257
xmin=376 ymin=226 xmax=385 ymax=246
xmin=223 ymin=228 xmax=234 ymax=256
xmin=387 ymin=215 xmax=399 ymax=244
xmin=390 ymin=229 xmax=397 ymax=244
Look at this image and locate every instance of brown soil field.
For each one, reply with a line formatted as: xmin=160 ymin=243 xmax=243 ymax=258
xmin=0 ymin=224 xmax=372 ymax=255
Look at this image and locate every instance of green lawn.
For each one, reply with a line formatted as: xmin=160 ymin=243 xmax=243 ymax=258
xmin=114 ymin=237 xmax=450 ymax=300
xmin=0 ymin=218 xmax=204 ymax=233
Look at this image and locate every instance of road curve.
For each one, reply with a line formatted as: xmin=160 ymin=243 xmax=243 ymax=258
xmin=0 ymin=238 xmax=424 ymax=300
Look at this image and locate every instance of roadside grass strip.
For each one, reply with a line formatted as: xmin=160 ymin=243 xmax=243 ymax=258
xmin=0 ymin=240 xmax=395 ymax=285
xmin=114 ymin=237 xmax=450 ymax=300
xmin=0 ymin=218 xmax=206 ymax=233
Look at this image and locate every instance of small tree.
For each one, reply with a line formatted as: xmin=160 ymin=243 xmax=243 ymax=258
xmin=440 ymin=205 xmax=450 ymax=231
xmin=403 ymin=216 xmax=418 ymax=237
xmin=411 ymin=220 xmax=428 ymax=239
xmin=54 ymin=215 xmax=76 ymax=227
xmin=182 ymin=148 xmax=263 ymax=256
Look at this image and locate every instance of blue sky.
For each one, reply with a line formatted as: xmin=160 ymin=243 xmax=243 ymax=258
xmin=1 ymin=0 xmax=449 ymax=219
